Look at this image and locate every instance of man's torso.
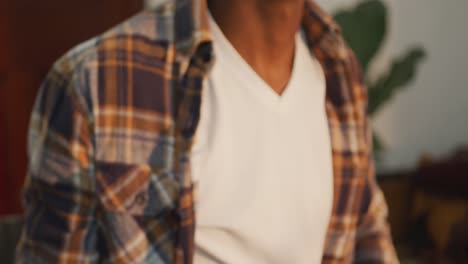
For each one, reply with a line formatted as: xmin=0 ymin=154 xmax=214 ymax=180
xmin=18 ymin=1 xmax=386 ymax=263
xmin=192 ymin=14 xmax=333 ymax=263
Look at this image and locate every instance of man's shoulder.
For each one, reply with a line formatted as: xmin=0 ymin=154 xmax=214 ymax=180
xmin=38 ymin=10 xmax=177 ymax=164
xmin=44 ymin=9 xmax=175 ymax=118
xmin=52 ymin=9 xmax=172 ymax=84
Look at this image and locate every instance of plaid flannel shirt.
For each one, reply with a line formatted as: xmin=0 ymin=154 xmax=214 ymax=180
xmin=16 ymin=0 xmax=398 ymax=263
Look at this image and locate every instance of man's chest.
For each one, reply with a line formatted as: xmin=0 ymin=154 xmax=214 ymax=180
xmin=190 ymin=48 xmax=334 ymax=261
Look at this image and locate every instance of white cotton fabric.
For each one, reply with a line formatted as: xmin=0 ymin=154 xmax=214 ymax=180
xmin=191 ymin=14 xmax=334 ymax=264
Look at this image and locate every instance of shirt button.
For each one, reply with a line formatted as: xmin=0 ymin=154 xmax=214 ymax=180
xmin=135 ymin=192 xmax=147 ymax=206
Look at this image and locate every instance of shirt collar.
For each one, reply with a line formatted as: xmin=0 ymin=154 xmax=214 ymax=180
xmin=172 ymin=0 xmax=344 ymax=72
xmin=173 ymin=0 xmax=212 ymax=65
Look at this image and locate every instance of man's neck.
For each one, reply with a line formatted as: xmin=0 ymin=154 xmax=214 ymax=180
xmin=208 ymin=0 xmax=305 ymax=94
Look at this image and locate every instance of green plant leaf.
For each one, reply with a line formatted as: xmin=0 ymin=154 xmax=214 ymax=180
xmin=368 ymin=48 xmax=426 ymax=116
xmin=334 ymin=0 xmax=387 ymax=73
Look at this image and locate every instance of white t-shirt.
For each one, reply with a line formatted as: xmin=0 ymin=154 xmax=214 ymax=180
xmin=191 ymin=14 xmax=334 ymax=264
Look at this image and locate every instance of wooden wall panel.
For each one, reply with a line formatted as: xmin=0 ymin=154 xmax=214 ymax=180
xmin=0 ymin=2 xmax=7 ymax=72
xmin=1 ymin=0 xmax=11 ymax=215
xmin=9 ymin=0 xmax=143 ymax=70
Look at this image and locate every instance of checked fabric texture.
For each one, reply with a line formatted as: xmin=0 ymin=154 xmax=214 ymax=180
xmin=16 ymin=0 xmax=398 ymax=263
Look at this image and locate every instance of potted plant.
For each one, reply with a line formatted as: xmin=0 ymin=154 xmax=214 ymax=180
xmin=333 ymin=0 xmax=426 ymax=160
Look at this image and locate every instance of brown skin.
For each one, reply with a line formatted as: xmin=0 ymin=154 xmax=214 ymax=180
xmin=207 ymin=0 xmax=305 ymax=95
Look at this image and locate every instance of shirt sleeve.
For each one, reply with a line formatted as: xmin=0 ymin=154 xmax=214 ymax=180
xmin=350 ymin=49 xmax=399 ymax=263
xmin=15 ymin=62 xmax=99 ymax=263
xmin=353 ymin=128 xmax=399 ymax=263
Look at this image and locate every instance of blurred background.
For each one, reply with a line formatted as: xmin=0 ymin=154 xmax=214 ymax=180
xmin=0 ymin=0 xmax=467 ymax=263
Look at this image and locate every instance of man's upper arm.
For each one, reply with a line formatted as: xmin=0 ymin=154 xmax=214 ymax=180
xmin=354 ymin=131 xmax=399 ymax=263
xmin=16 ymin=61 xmax=99 ymax=263
xmin=348 ymin=49 xmax=399 ymax=263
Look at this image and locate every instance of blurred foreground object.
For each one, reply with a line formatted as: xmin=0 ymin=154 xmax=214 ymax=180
xmin=333 ymin=0 xmax=426 ymax=159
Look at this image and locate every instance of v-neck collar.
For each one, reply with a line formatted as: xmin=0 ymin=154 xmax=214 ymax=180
xmin=207 ymin=12 xmax=306 ymax=113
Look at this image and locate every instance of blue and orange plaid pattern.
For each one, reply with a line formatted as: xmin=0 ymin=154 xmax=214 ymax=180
xmin=16 ymin=0 xmax=398 ymax=263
